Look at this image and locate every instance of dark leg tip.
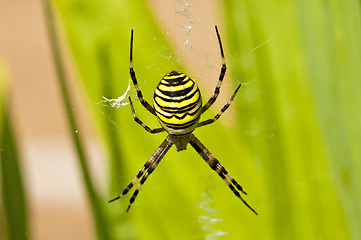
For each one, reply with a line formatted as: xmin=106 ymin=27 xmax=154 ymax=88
xmin=108 ymin=196 xmax=120 ymax=203
xmin=253 ymin=209 xmax=258 ymax=215
xmin=237 ymin=186 xmax=247 ymax=195
xmin=126 ymin=205 xmax=131 ymax=212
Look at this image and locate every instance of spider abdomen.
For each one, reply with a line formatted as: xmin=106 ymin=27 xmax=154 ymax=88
xmin=153 ymin=71 xmax=202 ymax=135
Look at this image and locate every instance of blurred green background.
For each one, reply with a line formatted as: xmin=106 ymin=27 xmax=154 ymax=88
xmin=1 ymin=0 xmax=361 ymax=239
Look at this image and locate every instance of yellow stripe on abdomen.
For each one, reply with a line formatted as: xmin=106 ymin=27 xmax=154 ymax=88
xmin=154 ymin=91 xmax=200 ymax=109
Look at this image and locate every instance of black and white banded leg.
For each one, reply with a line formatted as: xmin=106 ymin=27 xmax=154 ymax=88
xmin=197 ymin=83 xmax=242 ymax=128
xmin=189 ymin=135 xmax=257 ymax=215
xmin=128 ymin=96 xmax=165 ymax=134
xmin=201 ymin=25 xmax=227 ymax=114
xmin=109 ymin=136 xmax=173 ymax=211
xmin=129 ymin=29 xmax=156 ymax=116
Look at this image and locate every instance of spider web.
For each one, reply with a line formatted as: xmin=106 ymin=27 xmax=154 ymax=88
xmin=99 ymin=79 xmax=132 ymax=108
xmin=198 ymin=190 xmax=229 ymax=240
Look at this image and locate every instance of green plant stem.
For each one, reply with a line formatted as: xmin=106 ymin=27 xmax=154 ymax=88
xmin=41 ymin=0 xmax=111 ymax=239
xmin=1 ymin=66 xmax=28 ymax=240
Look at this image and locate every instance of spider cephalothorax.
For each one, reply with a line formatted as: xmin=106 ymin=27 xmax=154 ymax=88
xmin=109 ymin=26 xmax=257 ymax=215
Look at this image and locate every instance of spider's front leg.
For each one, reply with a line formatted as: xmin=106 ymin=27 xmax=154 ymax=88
xmin=189 ymin=135 xmax=257 ymax=215
xmin=109 ymin=135 xmax=173 ymax=211
xmin=197 ymin=83 xmax=242 ymax=128
xmin=128 ymin=96 xmax=164 ymax=134
xmin=129 ymin=29 xmax=156 ymax=116
xmin=201 ymin=25 xmax=227 ymax=114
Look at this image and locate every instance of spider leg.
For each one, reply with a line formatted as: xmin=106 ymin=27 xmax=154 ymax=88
xmin=201 ymin=25 xmax=227 ymax=114
xmin=129 ymin=29 xmax=156 ymax=116
xmin=189 ymin=135 xmax=257 ymax=215
xmin=197 ymin=83 xmax=241 ymax=128
xmin=126 ymin=135 xmax=173 ymax=211
xmin=128 ymin=96 xmax=165 ymax=134
xmin=109 ymin=149 xmax=157 ymax=203
xmin=109 ymin=136 xmax=173 ymax=211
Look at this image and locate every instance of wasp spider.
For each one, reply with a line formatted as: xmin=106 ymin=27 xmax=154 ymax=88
xmin=109 ymin=26 xmax=257 ymax=215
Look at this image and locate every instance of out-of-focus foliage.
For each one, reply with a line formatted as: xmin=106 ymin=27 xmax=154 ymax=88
xmin=52 ymin=0 xmax=361 ymax=239
xmin=224 ymin=0 xmax=361 ymax=239
xmin=0 ymin=63 xmax=28 ymax=240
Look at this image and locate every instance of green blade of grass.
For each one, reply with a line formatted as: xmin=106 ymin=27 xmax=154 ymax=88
xmin=295 ymin=1 xmax=361 ymax=239
xmin=223 ymin=0 xmax=361 ymax=239
xmin=42 ymin=1 xmax=111 ymax=239
xmin=0 ymin=63 xmax=28 ymax=240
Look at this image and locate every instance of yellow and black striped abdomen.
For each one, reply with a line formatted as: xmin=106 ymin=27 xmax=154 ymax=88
xmin=153 ymin=71 xmax=202 ymax=135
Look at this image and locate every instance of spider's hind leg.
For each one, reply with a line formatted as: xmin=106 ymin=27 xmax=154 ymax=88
xmin=189 ymin=135 xmax=257 ymax=215
xmin=109 ymin=136 xmax=173 ymax=211
xmin=109 ymin=159 xmax=154 ymax=203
